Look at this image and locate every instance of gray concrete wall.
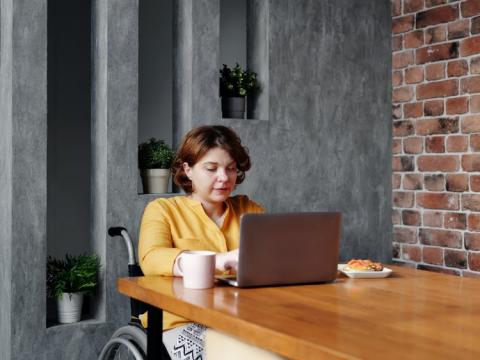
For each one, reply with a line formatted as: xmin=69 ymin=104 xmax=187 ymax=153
xmin=179 ymin=0 xmax=392 ymax=262
xmin=1 ymin=0 xmax=146 ymax=358
xmin=247 ymin=0 xmax=269 ymax=120
xmin=0 ymin=0 xmax=13 ymax=358
xmin=7 ymin=0 xmax=48 ymax=358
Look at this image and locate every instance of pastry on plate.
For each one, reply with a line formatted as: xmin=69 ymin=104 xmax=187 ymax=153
xmin=345 ymin=259 xmax=383 ymax=272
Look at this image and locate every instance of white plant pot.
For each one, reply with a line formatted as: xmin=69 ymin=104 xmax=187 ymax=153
xmin=57 ymin=292 xmax=84 ymax=324
xmin=141 ymin=169 xmax=170 ymax=194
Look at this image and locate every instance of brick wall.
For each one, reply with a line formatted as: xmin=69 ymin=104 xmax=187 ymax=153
xmin=392 ymin=0 xmax=480 ymax=276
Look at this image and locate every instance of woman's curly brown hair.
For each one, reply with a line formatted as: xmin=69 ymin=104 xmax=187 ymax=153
xmin=172 ymin=125 xmax=251 ymax=193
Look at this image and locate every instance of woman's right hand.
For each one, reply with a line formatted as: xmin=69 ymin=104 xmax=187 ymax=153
xmin=215 ymin=249 xmax=239 ymax=273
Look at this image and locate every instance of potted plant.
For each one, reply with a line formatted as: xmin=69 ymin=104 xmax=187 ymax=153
xmin=47 ymin=253 xmax=101 ymax=324
xmin=138 ymin=138 xmax=175 ymax=194
xmin=219 ymin=63 xmax=258 ymax=119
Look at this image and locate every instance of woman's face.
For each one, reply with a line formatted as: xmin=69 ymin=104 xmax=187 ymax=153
xmin=184 ymin=147 xmax=238 ymax=205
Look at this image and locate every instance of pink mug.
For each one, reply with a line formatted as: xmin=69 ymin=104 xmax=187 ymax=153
xmin=178 ymin=251 xmax=216 ymax=289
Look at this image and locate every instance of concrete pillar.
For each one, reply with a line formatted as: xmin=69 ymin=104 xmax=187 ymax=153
xmin=173 ymin=0 xmax=221 ymax=147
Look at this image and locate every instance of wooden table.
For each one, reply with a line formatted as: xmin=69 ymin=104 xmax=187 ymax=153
xmin=118 ymin=265 xmax=480 ymax=359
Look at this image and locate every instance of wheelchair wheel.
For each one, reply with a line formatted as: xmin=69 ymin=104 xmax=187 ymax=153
xmin=98 ymin=325 xmax=147 ymax=360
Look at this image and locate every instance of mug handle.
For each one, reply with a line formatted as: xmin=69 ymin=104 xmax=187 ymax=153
xmin=176 ymin=253 xmax=184 ymax=277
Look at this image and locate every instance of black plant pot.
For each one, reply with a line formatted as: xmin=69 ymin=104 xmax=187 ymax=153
xmin=221 ymin=97 xmax=245 ymax=119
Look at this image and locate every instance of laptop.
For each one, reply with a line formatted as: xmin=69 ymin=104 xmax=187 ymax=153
xmin=215 ymin=212 xmax=341 ymax=288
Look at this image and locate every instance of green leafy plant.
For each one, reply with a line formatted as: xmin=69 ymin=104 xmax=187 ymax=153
xmin=47 ymin=254 xmax=101 ymax=298
xmin=138 ymin=138 xmax=175 ymax=169
xmin=219 ymin=63 xmax=258 ymax=97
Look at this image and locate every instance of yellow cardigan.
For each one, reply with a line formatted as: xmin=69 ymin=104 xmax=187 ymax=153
xmin=138 ymin=194 xmax=264 ymax=330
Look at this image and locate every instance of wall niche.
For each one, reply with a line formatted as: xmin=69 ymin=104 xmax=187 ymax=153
xmin=47 ymin=0 xmax=94 ymax=326
xmin=219 ymin=0 xmax=269 ymax=121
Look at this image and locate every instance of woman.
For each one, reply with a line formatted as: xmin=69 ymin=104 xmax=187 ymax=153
xmin=138 ymin=125 xmax=264 ymax=359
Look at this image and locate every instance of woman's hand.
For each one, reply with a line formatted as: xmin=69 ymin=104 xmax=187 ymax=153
xmin=215 ymin=249 xmax=239 ymax=273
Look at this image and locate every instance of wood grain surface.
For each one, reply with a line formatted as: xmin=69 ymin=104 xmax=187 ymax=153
xmin=118 ymin=265 xmax=480 ymax=360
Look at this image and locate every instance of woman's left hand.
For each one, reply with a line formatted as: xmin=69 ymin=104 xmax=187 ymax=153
xmin=215 ymin=249 xmax=239 ymax=273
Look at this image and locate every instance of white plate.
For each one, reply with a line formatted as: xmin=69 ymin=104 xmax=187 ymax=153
xmin=337 ymin=264 xmax=393 ymax=279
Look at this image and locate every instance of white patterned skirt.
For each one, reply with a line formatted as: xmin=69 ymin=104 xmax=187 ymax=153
xmin=163 ymin=323 xmax=207 ymax=360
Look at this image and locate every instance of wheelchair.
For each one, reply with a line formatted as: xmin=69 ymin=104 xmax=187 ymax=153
xmin=98 ymin=227 xmax=171 ymax=360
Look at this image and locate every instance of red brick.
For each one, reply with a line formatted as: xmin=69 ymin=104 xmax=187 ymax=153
xmin=405 ymin=67 xmax=424 ymax=84
xmin=468 ymin=252 xmax=480 ymax=272
xmin=460 ymin=76 xmax=480 ymax=94
xmin=462 ymin=115 xmax=480 ymax=133
xmin=417 ymin=80 xmax=458 ymax=100
xmin=416 ymin=5 xmax=459 ymax=29
xmin=393 ymin=51 xmax=415 ymax=69
xmin=394 ymin=191 xmax=415 ymax=208
xmin=446 ymin=135 xmax=468 ymax=152
xmin=444 ymin=249 xmax=467 ymax=269
xmin=417 ymin=155 xmax=459 ymax=171
xmin=425 ymin=63 xmax=445 ymax=80
xmin=404 ymin=30 xmax=424 ymax=49
xmin=404 ymin=0 xmax=424 ymax=13
xmin=393 ymin=173 xmax=402 ymax=190
xmin=417 ymin=192 xmax=460 ymax=210
xmin=470 ymin=175 xmax=480 ymax=191
xmin=393 ymin=208 xmax=401 ymax=225
xmin=461 ymin=0 xmax=480 ymax=17
xmin=393 ymin=71 xmax=403 ymax=87
xmin=448 ymin=20 xmax=470 ymax=40
xmin=468 ymin=213 xmax=480 ymax=231
xmin=424 ymin=174 xmax=445 ymax=191
xmin=393 ymin=104 xmax=402 ymax=119
xmin=471 ymin=57 xmax=480 ymax=74
xmin=424 ymin=100 xmax=444 ymax=116
xmin=425 ymin=136 xmax=445 ymax=153
xmin=402 ymin=244 xmax=422 ymax=262
xmin=446 ymin=97 xmax=468 ymax=114
xmin=393 ymin=138 xmax=402 ymax=154
xmin=460 ymin=36 xmax=480 ymax=56
xmin=470 ymin=95 xmax=480 ymax=112
xmin=446 ymin=173 xmax=469 ymax=192
xmin=393 ymin=120 xmax=415 ymax=136
xmin=404 ymin=102 xmax=423 ymax=118
xmin=423 ymin=211 xmax=443 ymax=227
xmin=423 ymin=246 xmax=444 ymax=265
xmin=444 ymin=212 xmax=467 ymax=230
xmin=392 ymin=35 xmax=403 ymax=52
xmin=471 ymin=134 xmax=480 ymax=151
xmin=419 ymin=228 xmax=462 ymax=248
xmin=416 ymin=118 xmax=459 ymax=135
xmin=463 ymin=194 xmax=480 ymax=211
xmin=473 ymin=16 xmax=480 ymax=35
xmin=426 ymin=0 xmax=446 ymax=7
xmin=393 ymin=15 xmax=415 ymax=34
xmin=403 ymin=137 xmax=423 ymax=153
xmin=416 ymin=43 xmax=459 ymax=64
xmin=403 ymin=210 xmax=422 ymax=226
xmin=447 ymin=60 xmax=468 ymax=77
xmin=393 ymin=156 xmax=415 ymax=171
xmin=394 ymin=227 xmax=417 ymax=244
xmin=404 ymin=173 xmax=423 ymax=190
xmin=465 ymin=232 xmax=480 ymax=250
xmin=462 ymin=154 xmax=480 ymax=171
xmin=392 ymin=0 xmax=401 ymax=16
xmin=393 ymin=86 xmax=414 ymax=102
xmin=425 ymin=25 xmax=447 ymax=44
